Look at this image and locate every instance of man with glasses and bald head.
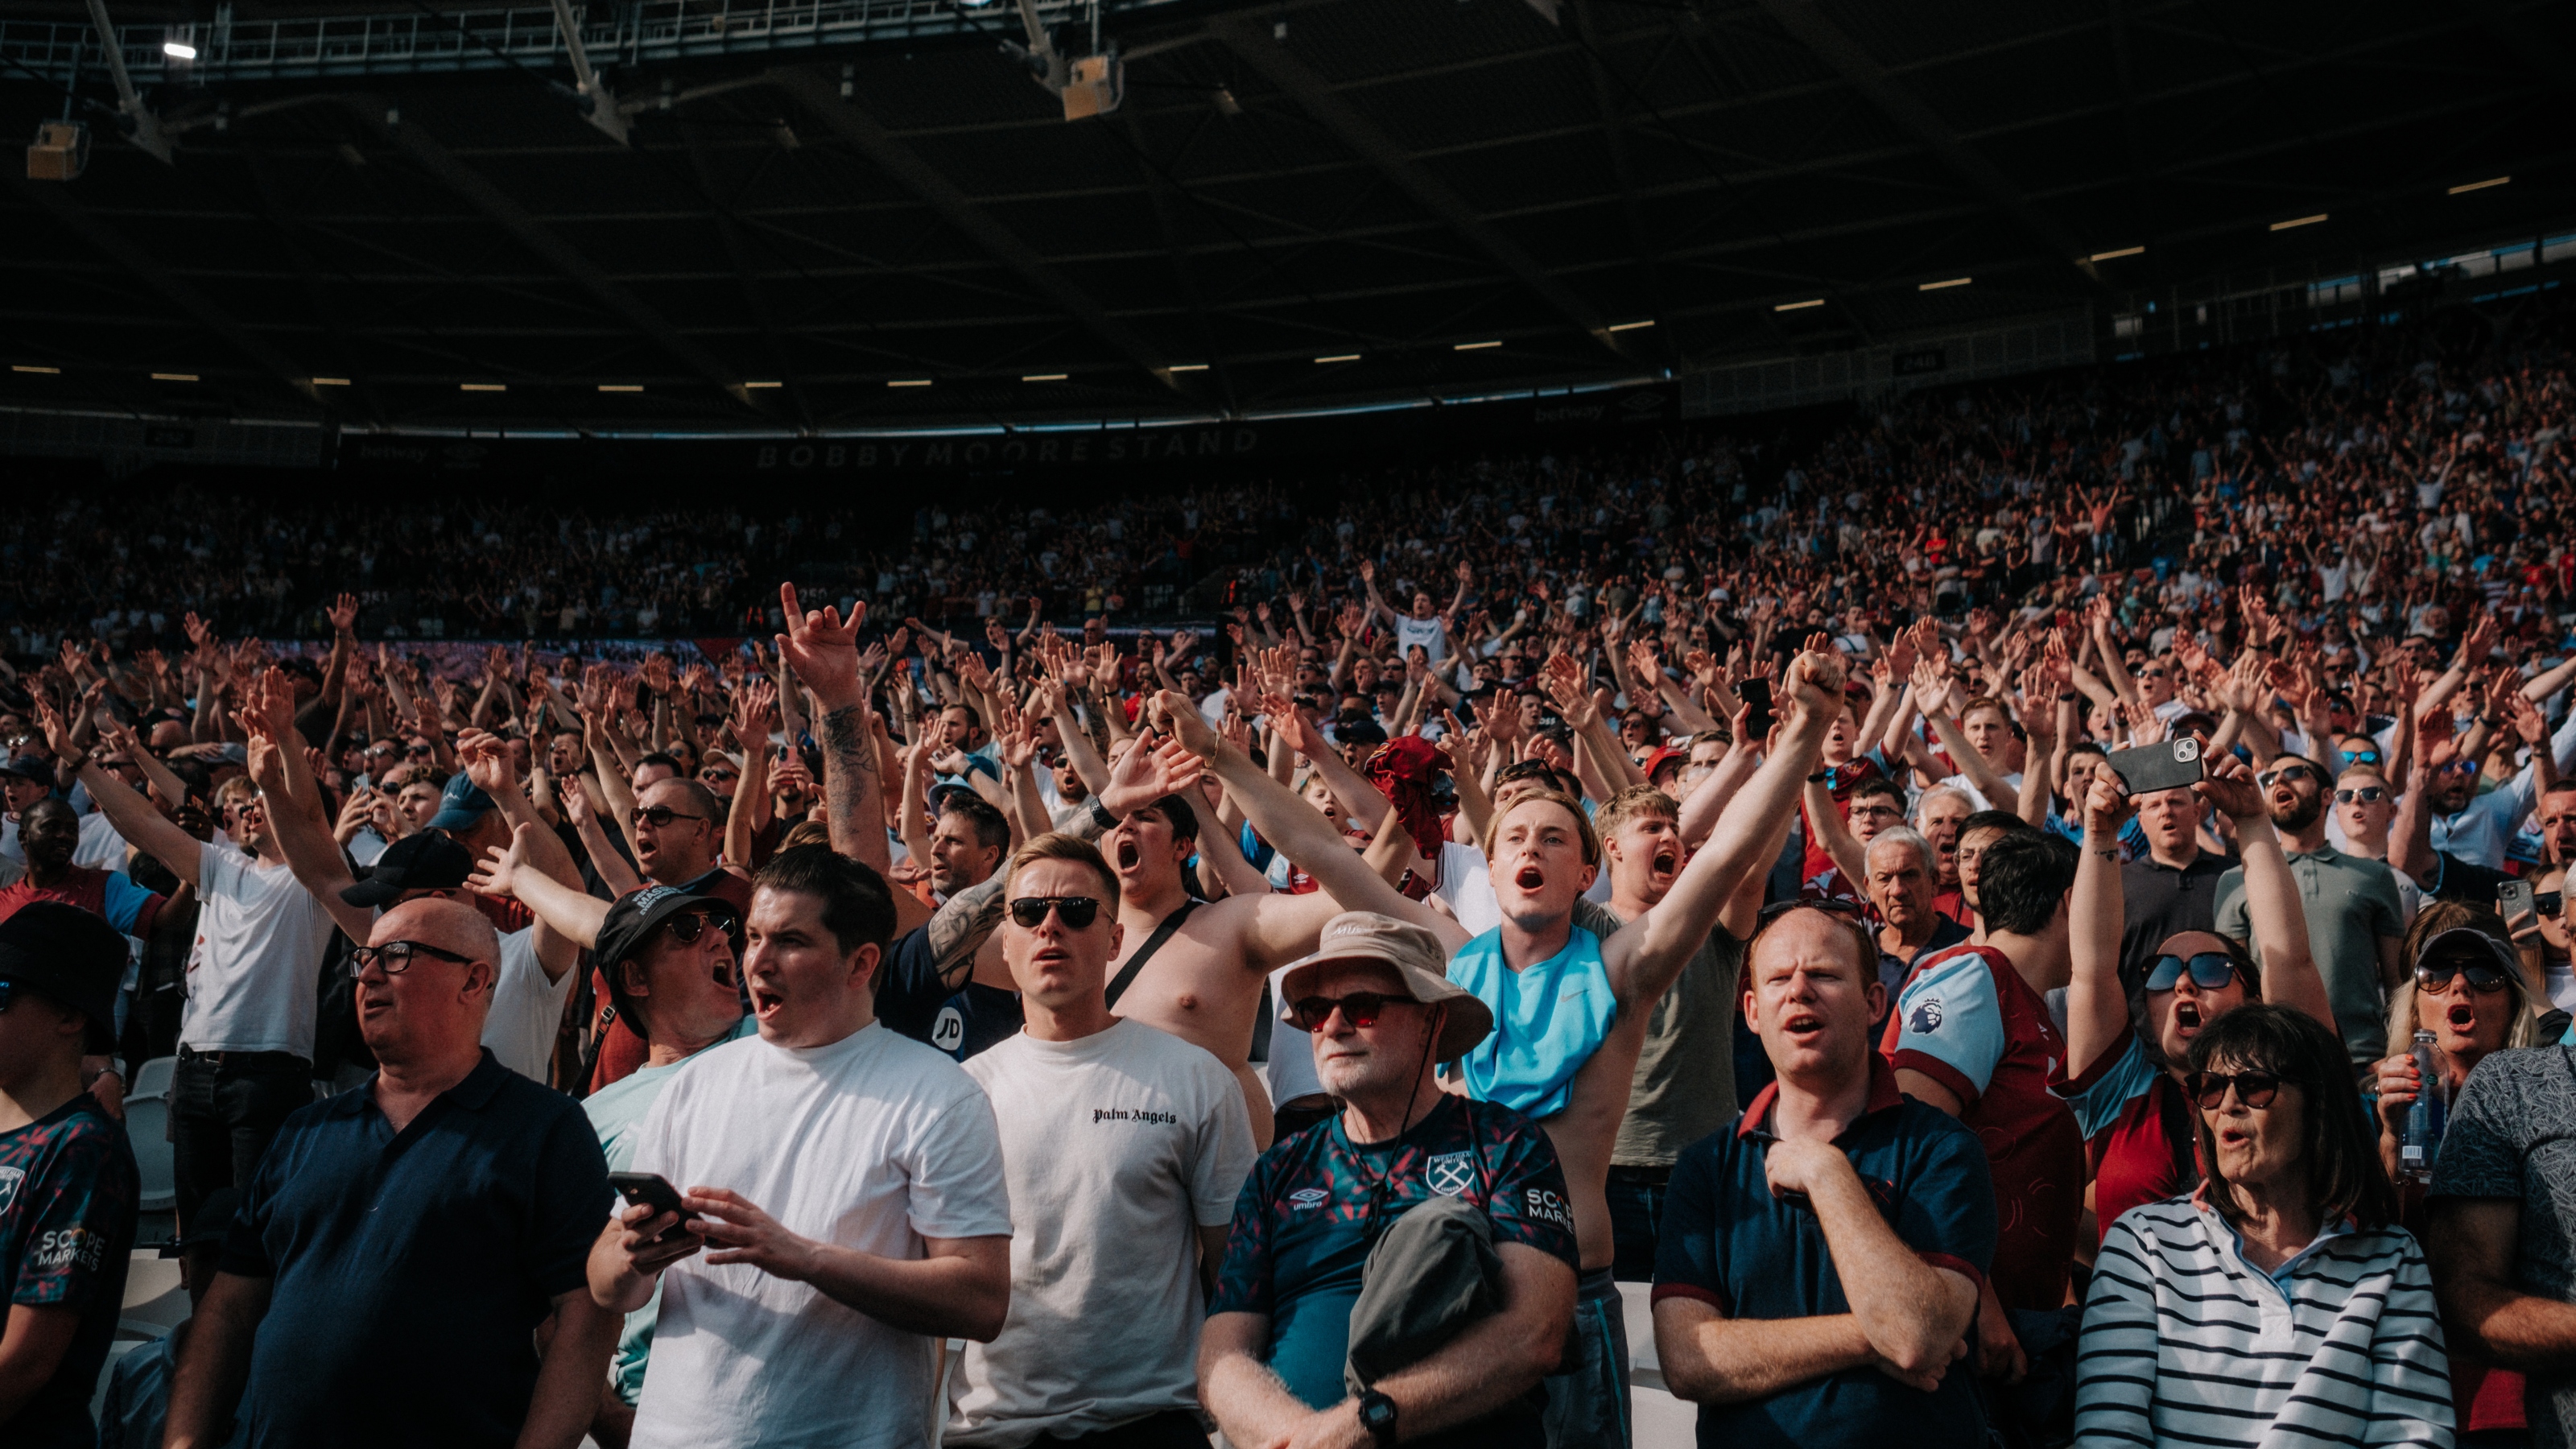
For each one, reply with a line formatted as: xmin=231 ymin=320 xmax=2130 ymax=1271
xmin=162 ymin=895 xmax=620 ymax=1449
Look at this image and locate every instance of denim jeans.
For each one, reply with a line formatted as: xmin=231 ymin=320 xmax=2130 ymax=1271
xmin=171 ymin=1051 xmax=313 ymax=1226
xmin=1604 ymin=1166 xmax=1669 ymax=1283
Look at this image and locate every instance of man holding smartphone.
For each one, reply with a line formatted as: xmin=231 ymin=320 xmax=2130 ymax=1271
xmin=2214 ymin=753 xmax=2406 ymax=1068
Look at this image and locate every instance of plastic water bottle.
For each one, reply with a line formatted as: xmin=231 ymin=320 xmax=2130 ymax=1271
xmin=2402 ymin=1028 xmax=2447 ymax=1183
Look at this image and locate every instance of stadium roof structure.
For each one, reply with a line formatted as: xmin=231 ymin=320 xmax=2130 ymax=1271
xmin=2 ymin=0 xmax=2569 ymax=435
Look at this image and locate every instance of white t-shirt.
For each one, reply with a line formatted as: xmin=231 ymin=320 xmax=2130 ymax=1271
xmin=1265 ymin=962 xmax=1327 ymax=1111
xmin=1394 ymin=612 xmax=1447 ymax=664
xmin=184 ymin=842 xmax=335 ymax=1057
xmin=482 ymin=927 xmax=578 ymax=1083
xmin=626 ymin=1022 xmax=1013 ymax=1449
xmin=950 ymin=1020 xmax=1254 ymax=1447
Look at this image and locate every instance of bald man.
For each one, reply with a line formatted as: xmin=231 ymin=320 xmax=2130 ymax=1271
xmin=163 ymin=898 xmax=619 ymax=1449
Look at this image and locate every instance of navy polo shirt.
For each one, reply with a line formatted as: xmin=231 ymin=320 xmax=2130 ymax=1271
xmin=1651 ymin=1055 xmax=1996 ymax=1449
xmin=220 ymin=1050 xmax=611 ymax=1449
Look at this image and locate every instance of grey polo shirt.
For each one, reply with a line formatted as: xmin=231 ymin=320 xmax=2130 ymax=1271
xmin=2214 ymin=844 xmax=2406 ymax=1063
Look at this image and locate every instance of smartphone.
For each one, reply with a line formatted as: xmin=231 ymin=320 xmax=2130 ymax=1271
xmin=2103 ymin=738 xmax=2205 ymax=795
xmin=1739 ymin=679 xmax=1775 ymax=738
xmin=2500 ymin=879 xmax=2536 ymax=922
xmin=607 ymin=1172 xmax=691 ymax=1240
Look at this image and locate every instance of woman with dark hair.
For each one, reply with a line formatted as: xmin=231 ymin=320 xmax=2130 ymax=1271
xmin=2078 ymin=1005 xmax=2454 ymax=1446
xmin=2058 ymin=759 xmax=2339 ymax=1245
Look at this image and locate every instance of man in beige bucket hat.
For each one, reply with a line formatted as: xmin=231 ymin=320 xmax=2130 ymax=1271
xmin=1198 ymin=910 xmax=1579 ymax=1449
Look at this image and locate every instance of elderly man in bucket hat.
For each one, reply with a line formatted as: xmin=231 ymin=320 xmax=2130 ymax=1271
xmin=1199 ymin=910 xmax=1579 ymax=1449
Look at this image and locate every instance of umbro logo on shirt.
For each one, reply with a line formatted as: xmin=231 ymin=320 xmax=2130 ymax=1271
xmin=1288 ymin=1187 xmax=1329 ymax=1210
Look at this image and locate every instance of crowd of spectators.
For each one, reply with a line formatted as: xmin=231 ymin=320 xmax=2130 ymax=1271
xmin=1 ymin=292 xmax=2574 ymax=1449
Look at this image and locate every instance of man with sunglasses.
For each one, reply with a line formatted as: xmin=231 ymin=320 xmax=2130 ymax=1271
xmin=2328 ymin=766 xmax=2425 ymax=924
xmin=590 ymin=774 xmax=754 ymax=1088
xmin=2420 ymin=690 xmax=2576 ymax=872
xmin=165 ymin=896 xmax=619 ymax=1449
xmin=950 ymin=834 xmax=1255 ymax=1449
xmin=2215 ymin=754 xmax=2407 ymax=1067
xmin=1201 ymin=911 xmax=1577 ymax=1449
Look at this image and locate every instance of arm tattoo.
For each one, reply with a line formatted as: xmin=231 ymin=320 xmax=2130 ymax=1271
xmin=819 ymin=704 xmax=881 ymax=861
xmin=928 ymin=874 xmax=1009 ymax=985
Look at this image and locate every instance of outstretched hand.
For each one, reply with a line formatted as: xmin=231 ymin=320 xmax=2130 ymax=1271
xmin=775 ymin=584 xmax=868 ymax=706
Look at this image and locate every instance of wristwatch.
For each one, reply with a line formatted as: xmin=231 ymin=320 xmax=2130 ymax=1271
xmin=1357 ymin=1389 xmax=1399 ymax=1447
xmin=1087 ymin=796 xmax=1118 ymax=832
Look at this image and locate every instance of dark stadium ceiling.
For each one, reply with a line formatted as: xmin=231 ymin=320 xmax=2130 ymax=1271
xmin=1 ymin=0 xmax=2570 ymax=434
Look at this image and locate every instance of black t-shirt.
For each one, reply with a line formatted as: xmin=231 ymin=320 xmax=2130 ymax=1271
xmin=878 ymin=924 xmax=1022 ymax=1060
xmin=0 ymin=1094 xmax=136 ymax=1449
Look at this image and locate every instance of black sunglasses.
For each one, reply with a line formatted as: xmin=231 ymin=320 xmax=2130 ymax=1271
xmin=2541 ymin=891 xmax=2564 ymax=919
xmin=2190 ymin=1069 xmax=2284 ymax=1111
xmin=2333 ymin=786 xmax=2387 ymax=804
xmin=1008 ymin=896 xmax=1101 ymax=929
xmin=2256 ymin=765 xmax=2317 ymax=788
xmin=0 ymin=980 xmax=17 ymax=1013
xmin=2416 ymin=959 xmax=2510 ymax=993
xmin=1288 ymin=991 xmax=1405 ymax=1032
xmin=347 ymin=939 xmax=477 ymax=977
xmin=2145 ymin=952 xmax=2239 ymax=993
xmin=662 ymin=910 xmax=741 ymax=948
xmin=633 ymin=805 xmax=707 ymax=828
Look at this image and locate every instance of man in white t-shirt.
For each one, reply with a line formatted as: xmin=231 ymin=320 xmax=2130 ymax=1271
xmin=59 ymin=738 xmax=334 ymax=1226
xmin=950 ymin=834 xmax=1255 ymax=1449
xmin=589 ymin=844 xmax=1013 ymax=1449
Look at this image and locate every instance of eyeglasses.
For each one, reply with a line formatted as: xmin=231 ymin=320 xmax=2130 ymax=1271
xmin=700 ymin=769 xmax=738 ymax=784
xmin=2145 ymin=952 xmax=2239 ymax=993
xmin=1288 ymin=991 xmax=1407 ymax=1032
xmin=1007 ymin=896 xmax=1101 ymax=929
xmin=2436 ymin=759 xmax=2481 ymax=777
xmin=2337 ymin=749 xmax=2383 ymax=766
xmin=2190 ymin=1069 xmax=2285 ymax=1111
xmin=2255 ymin=765 xmax=2316 ymax=788
xmin=2541 ymin=891 xmax=2564 ymax=919
xmin=2333 ymin=786 xmax=2387 ymax=805
xmin=633 ymin=805 xmax=708 ymax=828
xmin=2416 ymin=958 xmax=2510 ymax=993
xmin=346 ymin=939 xmax=477 ymax=977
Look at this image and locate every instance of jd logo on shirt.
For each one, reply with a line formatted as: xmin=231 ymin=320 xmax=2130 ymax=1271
xmin=931 ymin=1008 xmax=965 ymax=1052
xmin=1909 ymin=997 xmax=1944 ymax=1034
xmin=1425 ymin=1151 xmax=1475 ymax=1197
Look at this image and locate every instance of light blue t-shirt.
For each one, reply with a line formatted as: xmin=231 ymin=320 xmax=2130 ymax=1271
xmin=1442 ymin=924 xmax=1616 ymax=1118
xmin=582 ymin=1016 xmax=757 ymax=1406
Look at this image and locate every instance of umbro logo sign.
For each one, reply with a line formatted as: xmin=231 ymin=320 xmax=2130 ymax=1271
xmin=1289 ymin=1187 xmax=1329 ymax=1210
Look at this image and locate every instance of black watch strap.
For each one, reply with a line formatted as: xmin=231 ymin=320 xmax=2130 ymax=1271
xmin=1088 ymin=796 xmax=1117 ymax=832
xmin=1358 ymin=1389 xmax=1399 ymax=1447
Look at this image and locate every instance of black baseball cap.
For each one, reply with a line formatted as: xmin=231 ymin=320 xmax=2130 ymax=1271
xmin=340 ymin=832 xmax=477 ymax=907
xmin=594 ymin=886 xmax=740 ymax=974
xmin=0 ymin=902 xmax=124 ymax=1050
xmin=0 ymin=755 xmax=54 ymax=789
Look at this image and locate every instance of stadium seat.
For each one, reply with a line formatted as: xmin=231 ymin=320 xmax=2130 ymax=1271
xmin=124 ymin=1057 xmax=178 ymax=1215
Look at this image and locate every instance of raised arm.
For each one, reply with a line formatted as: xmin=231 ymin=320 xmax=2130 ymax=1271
xmin=775 ymin=584 xmax=890 ymax=873
xmin=472 ymin=823 xmax=613 ymax=950
xmin=2202 ymin=756 xmax=2336 ymax=1034
xmin=1159 ymin=691 xmax=1469 ymax=955
xmin=2066 ymin=768 xmax=2133 ymax=1076
xmin=42 ymin=701 xmax=204 ymax=891
xmin=1601 ymin=642 xmax=1837 ymax=1009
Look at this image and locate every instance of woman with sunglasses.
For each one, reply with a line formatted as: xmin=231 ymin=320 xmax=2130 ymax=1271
xmin=2062 ymin=760 xmax=2338 ymax=1248
xmin=2371 ymin=904 xmax=2537 ymax=1445
xmin=2078 ymin=1005 xmax=2450 ymax=1447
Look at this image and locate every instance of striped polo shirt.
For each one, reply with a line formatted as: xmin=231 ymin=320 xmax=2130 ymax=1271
xmin=2077 ymin=1193 xmax=2454 ymax=1446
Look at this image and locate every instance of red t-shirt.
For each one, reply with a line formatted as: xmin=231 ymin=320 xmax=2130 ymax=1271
xmin=0 ymin=864 xmax=165 ymax=939
xmin=1880 ymin=942 xmax=2085 ymax=1311
xmin=2052 ymin=1029 xmax=2195 ymax=1249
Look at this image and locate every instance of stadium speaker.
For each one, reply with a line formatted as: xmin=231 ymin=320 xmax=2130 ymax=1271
xmin=27 ymin=121 xmax=89 ymax=182
xmin=1061 ymin=53 xmax=1123 ymax=121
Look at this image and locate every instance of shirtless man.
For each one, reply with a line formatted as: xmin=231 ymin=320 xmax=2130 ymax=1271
xmin=1162 ymin=654 xmax=1835 ymax=1449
